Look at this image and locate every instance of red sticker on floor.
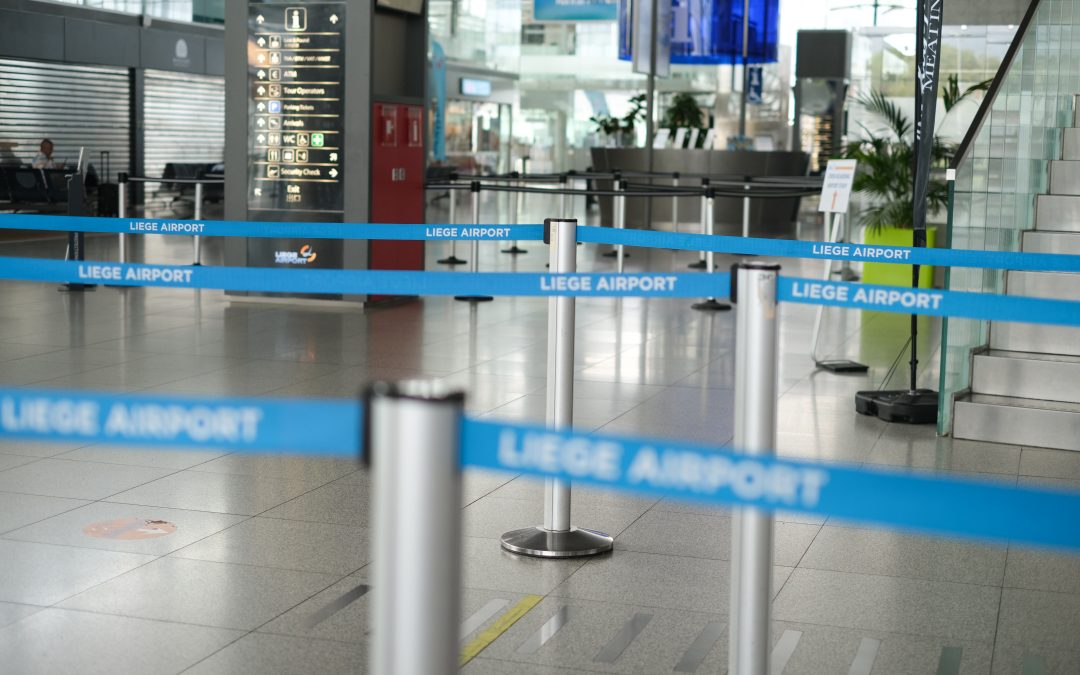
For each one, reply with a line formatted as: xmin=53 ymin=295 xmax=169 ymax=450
xmin=83 ymin=517 xmax=177 ymax=540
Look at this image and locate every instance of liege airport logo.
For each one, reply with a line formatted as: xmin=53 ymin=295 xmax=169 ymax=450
xmin=274 ymin=244 xmax=317 ymax=265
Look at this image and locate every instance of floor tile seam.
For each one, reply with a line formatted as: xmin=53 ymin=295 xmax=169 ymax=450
xmin=45 ymin=603 xmax=272 ymax=636
xmin=766 ymin=611 xmax=997 ymax=645
xmin=999 ymin=580 xmax=1080 ymax=596
xmin=42 ymin=549 xmax=166 ymax=609
xmin=0 ymin=496 xmax=114 ymax=539
xmin=245 ymin=570 xmax=360 ymax=637
xmin=987 ymin=584 xmax=1006 ymax=673
xmin=789 ymin=563 xmax=1009 ymax=591
xmin=100 ymin=498 xmax=265 ymax=518
xmin=461 ymin=473 xmax=521 ymax=509
xmin=165 ymin=549 xmax=364 ymax=577
xmin=469 ymin=654 xmax=611 ymax=675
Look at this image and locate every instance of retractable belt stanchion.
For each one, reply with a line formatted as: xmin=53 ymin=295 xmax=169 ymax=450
xmin=603 ymin=179 xmax=629 ymax=266
xmin=728 ymin=262 xmax=780 ymax=675
xmin=741 ymin=180 xmax=752 ymax=239
xmin=192 ymin=182 xmax=203 ymax=266
xmin=840 ymin=210 xmax=858 ymax=281
xmin=367 ymin=381 xmax=464 ymax=675
xmin=689 ymin=178 xmax=709 ymax=269
xmin=559 ymin=174 xmax=569 ymax=219
xmin=500 ymin=218 xmax=614 ymax=558
xmin=117 ymin=173 xmax=128 ymax=264
xmin=438 ymin=172 xmax=466 ymax=266
xmin=811 ymin=212 xmax=868 ymax=373
xmin=454 ymin=182 xmax=493 ymax=302
xmin=671 ymin=171 xmax=680 ymax=238
xmin=692 ymin=189 xmax=731 ymax=311
xmin=502 ymin=172 xmax=527 ymax=255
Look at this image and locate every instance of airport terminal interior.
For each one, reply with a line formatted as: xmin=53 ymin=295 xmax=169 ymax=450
xmin=2 ymin=0 xmax=1080 ymax=674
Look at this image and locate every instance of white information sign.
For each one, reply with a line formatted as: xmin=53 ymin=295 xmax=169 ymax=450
xmin=819 ymin=159 xmax=858 ymax=213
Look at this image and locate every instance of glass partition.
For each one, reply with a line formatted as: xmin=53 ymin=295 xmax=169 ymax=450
xmin=938 ymin=0 xmax=1079 ymax=434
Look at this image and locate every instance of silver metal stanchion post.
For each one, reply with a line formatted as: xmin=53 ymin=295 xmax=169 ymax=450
xmin=502 ymin=171 xmax=527 ymax=254
xmin=192 ymin=181 xmax=203 ymax=266
xmin=728 ymin=262 xmax=780 ymax=675
xmin=741 ymin=181 xmax=751 ymax=239
xmin=602 ymin=179 xmax=629 ymax=266
xmin=117 ymin=173 xmax=128 ymax=264
xmin=500 ymin=218 xmax=613 ymax=559
xmin=368 ymin=381 xmax=464 ymax=675
xmin=455 ymin=181 xmax=493 ymax=302
xmin=559 ymin=173 xmax=569 ymax=219
xmin=438 ymin=173 xmax=466 ymax=266
xmin=692 ymin=189 xmax=731 ymax=311
xmin=671 ymin=171 xmax=680 ymax=237
xmin=689 ymin=177 xmax=709 ymax=269
xmin=840 ymin=209 xmax=859 ymax=281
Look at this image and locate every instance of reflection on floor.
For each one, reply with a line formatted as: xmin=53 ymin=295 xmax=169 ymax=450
xmin=0 ymin=192 xmax=1077 ymax=674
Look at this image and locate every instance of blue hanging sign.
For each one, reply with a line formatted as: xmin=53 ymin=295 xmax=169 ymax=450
xmin=620 ymin=0 xmax=780 ymax=65
xmin=534 ymin=0 xmax=618 ymax=21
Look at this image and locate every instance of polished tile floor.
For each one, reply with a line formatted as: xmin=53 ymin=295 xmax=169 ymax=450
xmin=0 ymin=191 xmax=1078 ymax=674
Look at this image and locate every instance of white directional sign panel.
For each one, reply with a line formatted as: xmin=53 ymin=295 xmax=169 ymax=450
xmin=247 ymin=3 xmax=345 ymax=213
xmin=819 ymin=159 xmax=857 ymax=214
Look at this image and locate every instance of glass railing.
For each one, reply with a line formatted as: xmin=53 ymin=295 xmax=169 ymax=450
xmin=938 ymin=0 xmax=1078 ymax=434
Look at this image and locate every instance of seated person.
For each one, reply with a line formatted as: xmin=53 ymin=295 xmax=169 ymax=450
xmin=31 ymin=139 xmax=64 ymax=169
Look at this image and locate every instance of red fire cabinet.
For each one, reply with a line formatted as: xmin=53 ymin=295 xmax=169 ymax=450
xmin=370 ymin=102 xmax=425 ymax=282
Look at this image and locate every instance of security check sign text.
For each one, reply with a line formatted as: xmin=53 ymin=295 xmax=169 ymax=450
xmin=496 ymin=427 xmax=830 ymax=510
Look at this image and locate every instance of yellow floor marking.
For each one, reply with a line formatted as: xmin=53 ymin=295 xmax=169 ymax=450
xmin=460 ymin=594 xmax=543 ymax=667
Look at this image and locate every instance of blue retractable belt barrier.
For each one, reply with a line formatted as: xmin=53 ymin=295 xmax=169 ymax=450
xmin=462 ymin=419 xmax=1080 ymax=551
xmin=779 ymin=277 xmax=1080 ymax=328
xmin=0 ymin=255 xmax=727 ymax=298
xmin=7 ymin=213 xmax=1080 ymax=273
xmin=577 ymin=225 xmax=1080 ymax=274
xmin=2 ymin=256 xmax=1080 ymax=326
xmin=0 ymin=213 xmax=545 ymax=242
xmin=0 ymin=388 xmax=360 ymax=455
xmin=2 ymin=384 xmax=1078 ymax=552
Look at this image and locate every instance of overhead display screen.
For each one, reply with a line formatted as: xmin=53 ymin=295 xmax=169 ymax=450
xmin=247 ymin=3 xmax=345 ymax=213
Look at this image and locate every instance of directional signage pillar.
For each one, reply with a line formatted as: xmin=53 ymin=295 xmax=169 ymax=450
xmin=247 ymin=3 xmax=345 ymax=214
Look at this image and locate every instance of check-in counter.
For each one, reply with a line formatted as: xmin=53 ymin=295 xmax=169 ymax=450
xmin=590 ymin=148 xmax=810 ymax=237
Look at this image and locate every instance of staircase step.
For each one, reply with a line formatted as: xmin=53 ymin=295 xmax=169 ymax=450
xmin=953 ymin=393 xmax=1080 ymax=451
xmin=1049 ymin=160 xmax=1080 ymax=195
xmin=1035 ymin=195 xmax=1080 ymax=232
xmin=991 ymin=323 xmax=1080 ymax=356
xmin=1007 ymin=270 xmax=1080 ymax=301
xmin=1023 ymin=230 xmax=1080 ymax=255
xmin=1065 ymin=128 xmax=1080 ymax=160
xmin=972 ymin=350 xmax=1080 ymax=404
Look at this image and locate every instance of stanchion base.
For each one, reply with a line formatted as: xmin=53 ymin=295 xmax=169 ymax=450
xmin=692 ymin=298 xmax=732 ymax=311
xmin=855 ymin=389 xmax=938 ymax=424
xmin=501 ymin=246 xmax=528 ymax=254
xmin=454 ymin=295 xmax=494 ymax=303
xmin=500 ymin=526 xmax=613 ymax=559
xmin=58 ymin=284 xmax=96 ymax=293
xmin=839 ymin=269 xmax=860 ymax=282
xmin=687 ymin=260 xmax=707 ymax=269
xmin=817 ymin=359 xmax=869 ymax=373
xmin=601 ymin=250 xmax=629 ymax=258
xmin=437 ymin=256 xmax=467 ymax=265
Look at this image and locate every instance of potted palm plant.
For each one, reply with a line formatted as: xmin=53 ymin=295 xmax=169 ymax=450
xmin=663 ymin=93 xmax=707 ymax=147
xmin=590 ymin=94 xmax=647 ymax=147
xmin=842 ymin=76 xmax=989 ymax=287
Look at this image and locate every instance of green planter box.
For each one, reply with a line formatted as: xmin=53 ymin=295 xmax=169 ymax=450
xmin=861 ymin=226 xmax=937 ymax=288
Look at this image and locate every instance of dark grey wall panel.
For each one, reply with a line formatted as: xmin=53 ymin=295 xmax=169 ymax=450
xmin=0 ymin=57 xmax=130 ymax=180
xmin=0 ymin=9 xmax=64 ymax=61
xmin=204 ymin=36 xmax=224 ymax=76
xmin=64 ymin=18 xmax=139 ymax=68
xmin=142 ymin=69 xmax=224 ymax=181
xmin=140 ymin=30 xmax=206 ymax=73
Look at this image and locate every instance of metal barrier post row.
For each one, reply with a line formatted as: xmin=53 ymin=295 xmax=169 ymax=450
xmin=454 ymin=182 xmax=493 ymax=302
xmin=192 ymin=182 xmax=203 ymax=266
xmin=118 ymin=173 xmax=128 ymax=264
xmin=368 ymin=381 xmax=464 ymax=675
xmin=602 ymin=179 xmax=629 ymax=266
xmin=501 ymin=218 xmax=614 ymax=558
xmin=742 ymin=180 xmax=752 ymax=239
xmin=692 ymin=189 xmax=731 ymax=311
xmin=438 ymin=173 xmax=467 ymax=266
xmin=728 ymin=262 xmax=780 ymax=675
xmin=688 ymin=178 xmax=709 ymax=269
xmin=502 ymin=171 xmax=527 ymax=255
